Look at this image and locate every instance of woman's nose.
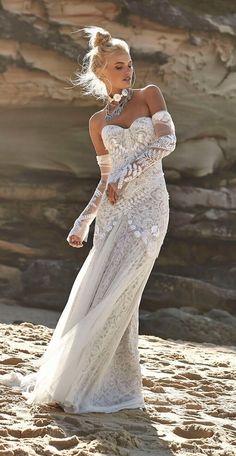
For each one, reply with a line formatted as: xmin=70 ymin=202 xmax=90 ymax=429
xmin=124 ymin=69 xmax=132 ymax=78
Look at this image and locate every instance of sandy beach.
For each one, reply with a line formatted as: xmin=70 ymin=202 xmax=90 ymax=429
xmin=0 ymin=319 xmax=235 ymax=456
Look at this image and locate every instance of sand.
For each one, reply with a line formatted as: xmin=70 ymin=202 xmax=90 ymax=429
xmin=0 ymin=319 xmax=236 ymax=456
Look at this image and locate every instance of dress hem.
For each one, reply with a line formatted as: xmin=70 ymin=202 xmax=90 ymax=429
xmin=61 ymin=397 xmax=146 ymax=414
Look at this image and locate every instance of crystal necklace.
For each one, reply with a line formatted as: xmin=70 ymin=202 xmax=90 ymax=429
xmin=105 ymin=88 xmax=133 ymax=122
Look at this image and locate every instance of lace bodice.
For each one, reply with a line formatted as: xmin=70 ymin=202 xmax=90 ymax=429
xmin=93 ymin=111 xmax=176 ymax=256
xmin=101 ymin=116 xmax=162 ymax=177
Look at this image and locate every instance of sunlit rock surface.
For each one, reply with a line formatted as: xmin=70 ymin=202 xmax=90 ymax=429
xmin=0 ymin=0 xmax=236 ymax=337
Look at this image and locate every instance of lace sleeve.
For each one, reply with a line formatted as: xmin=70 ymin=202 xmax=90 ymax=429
xmin=66 ymin=154 xmax=112 ymax=243
xmin=110 ymin=110 xmax=176 ymax=191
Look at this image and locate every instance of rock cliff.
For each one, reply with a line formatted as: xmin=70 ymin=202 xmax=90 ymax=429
xmin=0 ymin=0 xmax=236 ymax=339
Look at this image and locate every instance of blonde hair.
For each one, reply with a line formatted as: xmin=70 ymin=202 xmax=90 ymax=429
xmin=72 ymin=26 xmax=130 ymax=102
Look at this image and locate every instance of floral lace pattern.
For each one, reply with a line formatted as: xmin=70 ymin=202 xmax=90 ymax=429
xmin=66 ymin=154 xmax=113 ymax=243
xmin=95 ymin=113 xmax=173 ymax=258
xmin=109 ymin=111 xmax=176 ymax=190
xmin=60 ymin=221 xmax=164 ymax=412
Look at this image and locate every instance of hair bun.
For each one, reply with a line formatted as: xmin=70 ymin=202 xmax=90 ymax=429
xmin=93 ymin=30 xmax=111 ymax=48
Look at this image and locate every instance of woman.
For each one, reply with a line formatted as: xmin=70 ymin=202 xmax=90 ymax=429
xmin=0 ymin=26 xmax=176 ymax=414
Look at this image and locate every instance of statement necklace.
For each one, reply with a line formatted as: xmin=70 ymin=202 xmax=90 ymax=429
xmin=105 ymin=88 xmax=133 ymax=122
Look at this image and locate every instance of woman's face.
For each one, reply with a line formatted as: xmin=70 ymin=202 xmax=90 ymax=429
xmin=100 ymin=50 xmax=134 ymax=93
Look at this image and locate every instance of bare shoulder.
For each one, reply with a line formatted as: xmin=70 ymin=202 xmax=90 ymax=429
xmin=88 ymin=108 xmax=108 ymax=156
xmin=141 ymin=84 xmax=167 ymax=113
xmin=89 ymin=109 xmax=105 ymax=132
xmin=141 ymin=84 xmax=164 ymax=99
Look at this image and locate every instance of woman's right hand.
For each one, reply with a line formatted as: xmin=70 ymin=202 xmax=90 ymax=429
xmin=67 ymin=234 xmax=84 ymax=248
xmin=106 ymin=181 xmax=120 ymax=205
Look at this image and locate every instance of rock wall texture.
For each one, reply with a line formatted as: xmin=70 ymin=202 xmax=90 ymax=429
xmin=0 ymin=0 xmax=236 ymax=338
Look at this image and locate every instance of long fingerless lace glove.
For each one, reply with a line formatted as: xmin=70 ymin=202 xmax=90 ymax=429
xmin=66 ymin=154 xmax=112 ymax=243
xmin=110 ymin=110 xmax=176 ymax=191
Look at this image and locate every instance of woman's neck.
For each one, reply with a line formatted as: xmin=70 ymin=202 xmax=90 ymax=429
xmin=110 ymin=88 xmax=122 ymax=96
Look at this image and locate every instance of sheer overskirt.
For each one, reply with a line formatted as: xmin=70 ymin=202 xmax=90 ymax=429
xmin=0 ymin=217 xmax=167 ymax=413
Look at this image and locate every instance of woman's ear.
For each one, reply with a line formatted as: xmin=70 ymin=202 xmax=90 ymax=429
xmin=97 ymin=66 xmax=105 ymax=82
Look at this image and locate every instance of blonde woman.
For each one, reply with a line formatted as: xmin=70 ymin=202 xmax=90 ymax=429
xmin=0 ymin=26 xmax=176 ymax=413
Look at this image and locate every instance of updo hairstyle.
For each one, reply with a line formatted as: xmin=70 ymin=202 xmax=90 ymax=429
xmin=72 ymin=26 xmax=130 ymax=101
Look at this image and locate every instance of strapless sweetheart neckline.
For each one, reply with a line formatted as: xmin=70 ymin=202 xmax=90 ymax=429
xmin=101 ymin=116 xmax=153 ymax=137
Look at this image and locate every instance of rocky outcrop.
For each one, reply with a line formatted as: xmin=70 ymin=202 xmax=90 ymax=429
xmin=0 ymin=1 xmax=236 ymax=335
xmin=140 ymin=307 xmax=236 ymax=345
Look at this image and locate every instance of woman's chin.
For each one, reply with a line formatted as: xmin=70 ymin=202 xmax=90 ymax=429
xmin=122 ymin=81 xmax=131 ymax=88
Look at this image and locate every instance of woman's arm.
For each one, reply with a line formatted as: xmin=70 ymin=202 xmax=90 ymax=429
xmin=108 ymin=85 xmax=176 ymax=192
xmin=66 ymin=114 xmax=112 ymax=247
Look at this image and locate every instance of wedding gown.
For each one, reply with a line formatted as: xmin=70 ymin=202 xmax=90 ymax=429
xmin=0 ymin=110 xmax=176 ymax=414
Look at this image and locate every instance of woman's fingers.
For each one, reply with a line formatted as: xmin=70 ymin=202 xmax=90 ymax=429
xmin=107 ymin=183 xmax=118 ymax=205
xmin=110 ymin=187 xmax=116 ymax=204
xmin=110 ymin=192 xmax=117 ymax=204
xmin=69 ymin=235 xmax=83 ymax=248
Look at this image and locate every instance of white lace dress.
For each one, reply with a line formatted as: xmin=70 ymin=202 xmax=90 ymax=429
xmin=0 ymin=112 xmax=176 ymax=414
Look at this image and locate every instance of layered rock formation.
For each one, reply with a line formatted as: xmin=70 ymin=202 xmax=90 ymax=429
xmin=0 ymin=0 xmax=236 ymax=339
